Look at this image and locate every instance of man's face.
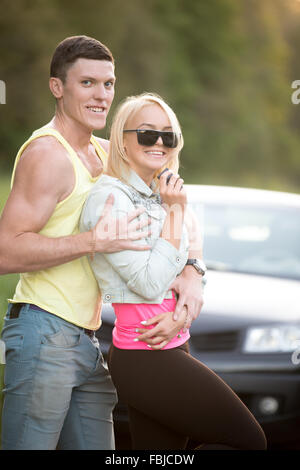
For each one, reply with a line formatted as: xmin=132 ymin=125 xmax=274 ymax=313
xmin=57 ymin=58 xmax=115 ymax=131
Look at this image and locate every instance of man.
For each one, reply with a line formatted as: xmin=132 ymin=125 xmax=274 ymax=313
xmin=0 ymin=36 xmax=204 ymax=450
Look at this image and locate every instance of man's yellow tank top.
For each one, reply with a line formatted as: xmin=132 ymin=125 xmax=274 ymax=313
xmin=9 ymin=126 xmax=107 ymax=330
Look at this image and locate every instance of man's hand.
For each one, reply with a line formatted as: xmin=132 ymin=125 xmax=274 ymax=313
xmin=170 ymin=265 xmax=204 ymax=329
xmin=92 ymin=194 xmax=152 ymax=253
xmin=133 ymin=266 xmax=204 ymax=349
xmin=135 ymin=308 xmax=188 ymax=350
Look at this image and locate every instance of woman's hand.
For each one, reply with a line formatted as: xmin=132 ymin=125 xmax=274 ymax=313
xmin=92 ymin=193 xmax=152 ymax=253
xmin=170 ymin=265 xmax=204 ymax=328
xmin=159 ymin=170 xmax=187 ymax=209
xmin=134 ymin=307 xmax=188 ymax=350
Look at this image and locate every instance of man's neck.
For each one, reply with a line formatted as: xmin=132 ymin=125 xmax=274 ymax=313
xmin=50 ymin=113 xmax=93 ymax=154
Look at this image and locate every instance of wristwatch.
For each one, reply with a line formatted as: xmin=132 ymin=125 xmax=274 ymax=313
xmin=186 ymin=258 xmax=207 ymax=276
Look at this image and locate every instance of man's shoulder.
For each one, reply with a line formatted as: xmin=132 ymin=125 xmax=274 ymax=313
xmin=92 ymin=136 xmax=109 ymax=153
xmin=12 ymin=134 xmax=74 ymax=194
xmin=19 ymin=135 xmax=72 ymax=170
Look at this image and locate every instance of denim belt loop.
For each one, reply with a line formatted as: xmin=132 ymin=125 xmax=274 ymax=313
xmin=84 ymin=329 xmax=95 ymax=339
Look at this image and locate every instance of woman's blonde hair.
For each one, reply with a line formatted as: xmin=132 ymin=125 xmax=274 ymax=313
xmin=106 ymin=92 xmax=184 ymax=187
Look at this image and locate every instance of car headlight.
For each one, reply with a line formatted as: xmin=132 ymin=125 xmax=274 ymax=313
xmin=243 ymin=324 xmax=300 ymax=353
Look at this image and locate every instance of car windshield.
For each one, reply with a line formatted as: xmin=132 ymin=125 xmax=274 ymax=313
xmin=191 ymin=202 xmax=300 ymax=281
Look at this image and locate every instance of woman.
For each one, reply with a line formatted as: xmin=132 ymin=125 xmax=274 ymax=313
xmin=80 ymin=93 xmax=267 ymax=450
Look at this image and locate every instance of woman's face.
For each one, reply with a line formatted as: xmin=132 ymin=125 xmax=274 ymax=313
xmin=123 ymin=103 xmax=175 ymax=185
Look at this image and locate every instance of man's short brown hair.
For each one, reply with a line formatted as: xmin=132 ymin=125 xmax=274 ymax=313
xmin=50 ymin=35 xmax=114 ymax=83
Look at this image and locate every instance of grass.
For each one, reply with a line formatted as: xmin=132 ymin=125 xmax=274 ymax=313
xmin=0 ymin=173 xmax=20 ymax=444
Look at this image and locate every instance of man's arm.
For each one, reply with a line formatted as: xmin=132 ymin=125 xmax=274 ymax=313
xmin=0 ymin=138 xmax=150 ymax=275
xmin=171 ymin=205 xmax=204 ymax=323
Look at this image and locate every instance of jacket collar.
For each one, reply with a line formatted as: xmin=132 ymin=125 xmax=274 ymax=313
xmin=126 ymin=169 xmax=158 ymax=197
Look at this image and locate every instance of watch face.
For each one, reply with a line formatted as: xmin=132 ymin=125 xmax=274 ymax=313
xmin=186 ymin=258 xmax=207 ymax=275
xmin=195 ymin=260 xmax=206 ymax=274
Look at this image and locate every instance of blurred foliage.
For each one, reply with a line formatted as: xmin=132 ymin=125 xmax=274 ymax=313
xmin=0 ymin=0 xmax=300 ymax=191
xmin=1 ymin=0 xmax=300 ymax=191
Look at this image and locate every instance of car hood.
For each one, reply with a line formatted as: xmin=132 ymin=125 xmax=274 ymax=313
xmin=202 ymin=270 xmax=300 ymax=322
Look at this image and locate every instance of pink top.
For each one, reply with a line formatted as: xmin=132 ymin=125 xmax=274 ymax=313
xmin=112 ymin=291 xmax=190 ymax=350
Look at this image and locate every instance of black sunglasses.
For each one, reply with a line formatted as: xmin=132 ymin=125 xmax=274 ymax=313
xmin=123 ymin=129 xmax=179 ymax=148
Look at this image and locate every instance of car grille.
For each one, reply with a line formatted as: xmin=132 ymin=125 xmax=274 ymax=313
xmin=190 ymin=330 xmax=239 ymax=352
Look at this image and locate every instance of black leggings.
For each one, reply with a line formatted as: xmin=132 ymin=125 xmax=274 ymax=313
xmin=108 ymin=342 xmax=267 ymax=450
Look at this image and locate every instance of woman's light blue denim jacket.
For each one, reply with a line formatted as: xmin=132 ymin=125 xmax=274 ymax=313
xmin=80 ymin=170 xmax=189 ymax=304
